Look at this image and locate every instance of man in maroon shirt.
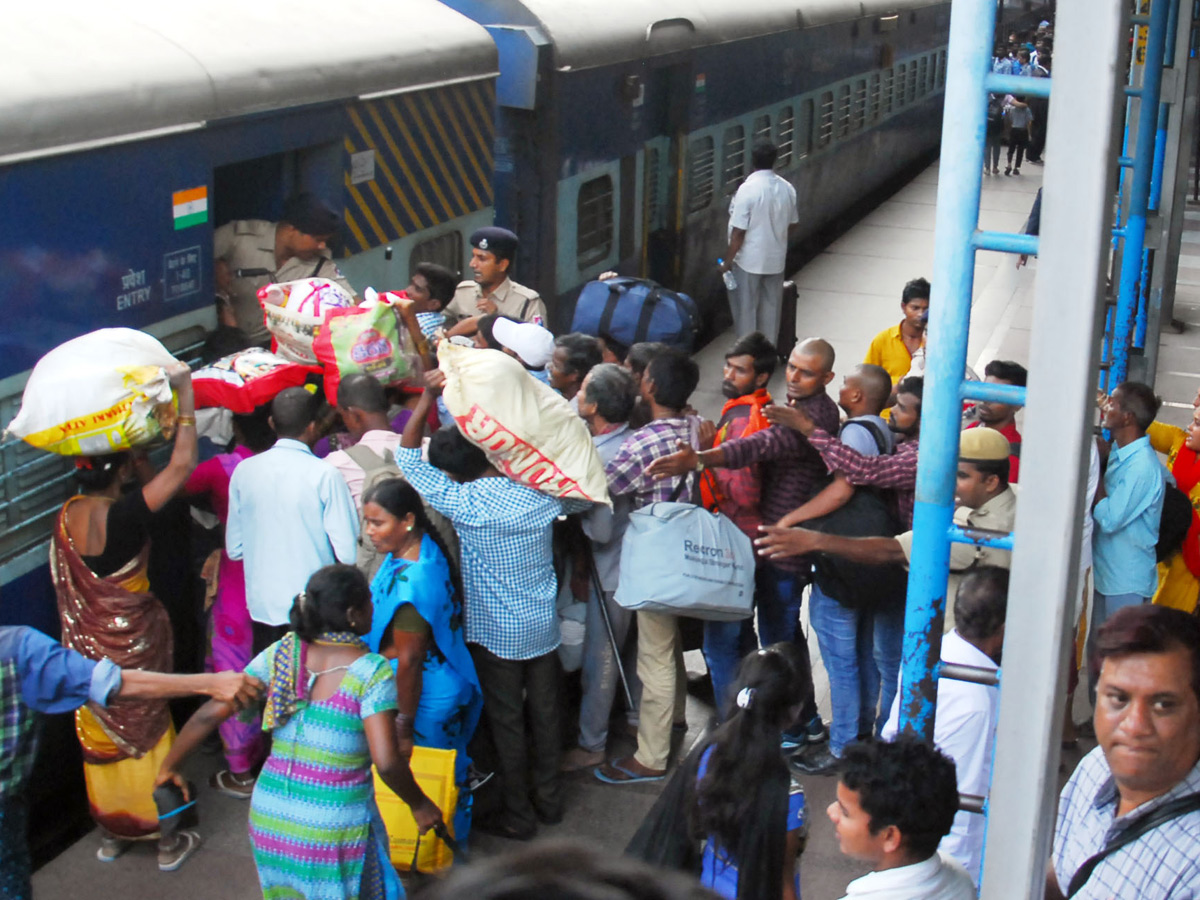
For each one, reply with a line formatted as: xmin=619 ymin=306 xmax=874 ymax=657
xmin=966 ymin=360 xmax=1025 ymax=483
xmin=650 ymin=337 xmax=841 ymax=744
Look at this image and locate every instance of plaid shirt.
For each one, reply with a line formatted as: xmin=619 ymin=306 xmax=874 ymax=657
xmin=0 ymin=626 xmax=120 ymax=800
xmin=1054 ymin=746 xmax=1200 ymax=899
xmin=808 ymin=429 xmax=920 ymax=530
xmin=396 ymin=447 xmax=589 ymax=660
xmin=606 ymin=417 xmax=701 ymax=509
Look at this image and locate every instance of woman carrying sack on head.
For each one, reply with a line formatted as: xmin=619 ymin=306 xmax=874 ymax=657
xmin=361 ymin=478 xmax=483 ymax=847
xmin=157 ymin=564 xmax=444 ymax=900
xmin=627 ymin=643 xmax=809 ymax=900
xmin=52 ymin=361 xmax=202 ymax=871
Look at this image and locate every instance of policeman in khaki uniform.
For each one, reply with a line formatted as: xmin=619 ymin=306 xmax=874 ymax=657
xmin=444 ymin=227 xmax=547 ymax=333
xmin=214 ymin=193 xmax=358 ymax=344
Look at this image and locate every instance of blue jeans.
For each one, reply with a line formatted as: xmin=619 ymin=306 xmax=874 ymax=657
xmin=808 ymin=584 xmax=906 ymax=755
xmin=703 ymin=618 xmax=755 ymax=719
xmin=1086 ymin=590 xmax=1148 ymax=698
xmin=758 ymin=563 xmax=818 ymax=726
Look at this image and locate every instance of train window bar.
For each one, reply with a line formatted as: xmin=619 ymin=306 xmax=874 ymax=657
xmin=686 ymin=136 xmax=715 ymax=213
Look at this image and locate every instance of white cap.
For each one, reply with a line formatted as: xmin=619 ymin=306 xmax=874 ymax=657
xmin=491 ymin=317 xmax=555 ymax=369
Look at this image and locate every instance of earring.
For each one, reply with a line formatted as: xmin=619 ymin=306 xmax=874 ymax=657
xmin=406 ymin=525 xmax=413 ymax=532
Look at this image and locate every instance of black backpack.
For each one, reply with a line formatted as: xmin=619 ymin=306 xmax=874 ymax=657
xmin=1157 ymin=484 xmax=1194 ymax=563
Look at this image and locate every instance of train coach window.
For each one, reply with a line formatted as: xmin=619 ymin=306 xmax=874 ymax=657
xmin=687 ymin=136 xmax=715 ymax=213
xmin=869 ymin=73 xmax=882 ymax=122
xmin=818 ymin=92 xmax=835 ymax=147
xmin=837 ymin=85 xmax=852 ymax=138
xmin=722 ymin=125 xmax=746 ymax=194
xmin=798 ymin=99 xmax=814 ymax=158
xmin=937 ymin=50 xmax=947 ymax=88
xmin=894 ymin=64 xmax=907 ymax=108
xmin=908 ymin=61 xmax=919 ymax=103
xmin=409 ymin=230 xmax=464 ymax=280
xmin=776 ymin=107 xmax=794 ymax=166
xmin=753 ymin=115 xmax=772 ymax=147
xmin=853 ymin=79 xmax=867 ymax=132
xmin=577 ymin=175 xmax=615 ymax=268
xmin=882 ymin=68 xmax=894 ymax=115
xmin=918 ymin=56 xmax=929 ymax=97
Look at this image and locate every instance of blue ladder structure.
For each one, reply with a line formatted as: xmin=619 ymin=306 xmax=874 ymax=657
xmin=894 ymin=0 xmax=1168 ymax=895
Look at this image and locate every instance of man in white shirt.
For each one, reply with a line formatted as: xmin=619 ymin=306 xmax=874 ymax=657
xmin=719 ymin=141 xmax=799 ymax=343
xmin=882 ymin=566 xmax=1008 ymax=887
xmin=324 ymin=374 xmax=402 ymax=510
xmin=828 ymin=737 xmax=976 ymax=900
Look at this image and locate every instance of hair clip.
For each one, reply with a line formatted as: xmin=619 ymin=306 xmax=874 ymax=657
xmin=736 ymin=687 xmax=756 ymax=710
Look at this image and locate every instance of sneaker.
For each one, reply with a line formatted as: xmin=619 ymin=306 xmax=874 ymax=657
xmin=984 ymin=167 xmax=992 ymax=176
xmin=781 ymin=717 xmax=829 ymax=751
xmin=1004 ymin=166 xmax=1012 ymax=176
xmin=789 ymin=744 xmax=843 ymax=776
xmin=1013 ymin=168 xmax=1021 ymax=175
xmin=992 ymin=167 xmax=1000 ymax=175
xmin=96 ymin=835 xmax=131 ymax=863
xmin=158 ymin=830 xmax=202 ymax=872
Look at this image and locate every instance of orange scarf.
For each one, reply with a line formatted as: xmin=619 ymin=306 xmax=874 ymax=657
xmin=701 ymin=389 xmax=772 ymax=510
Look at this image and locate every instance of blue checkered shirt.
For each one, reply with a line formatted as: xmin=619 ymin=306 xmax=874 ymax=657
xmin=1053 ymin=746 xmax=1200 ymax=899
xmin=396 ymin=447 xmax=589 ymax=660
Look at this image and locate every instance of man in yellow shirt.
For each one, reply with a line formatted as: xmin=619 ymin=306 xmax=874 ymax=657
xmin=864 ymin=277 xmax=931 ymax=387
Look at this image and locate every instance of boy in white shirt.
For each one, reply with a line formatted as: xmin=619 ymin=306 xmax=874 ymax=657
xmin=828 ymin=737 xmax=977 ymax=899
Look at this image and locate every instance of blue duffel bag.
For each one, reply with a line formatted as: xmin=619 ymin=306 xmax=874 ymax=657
xmin=570 ymin=277 xmax=699 ymax=352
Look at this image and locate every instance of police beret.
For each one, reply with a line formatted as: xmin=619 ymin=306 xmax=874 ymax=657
xmin=282 ymin=192 xmax=341 ymax=237
xmin=959 ymin=426 xmax=1012 ymax=462
xmin=470 ymin=227 xmax=519 ymax=260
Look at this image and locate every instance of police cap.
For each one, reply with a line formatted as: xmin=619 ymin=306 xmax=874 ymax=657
xmin=470 ymin=227 xmax=519 ymax=261
xmin=959 ymin=426 xmax=1011 ymax=463
xmin=282 ymin=193 xmax=341 ymax=237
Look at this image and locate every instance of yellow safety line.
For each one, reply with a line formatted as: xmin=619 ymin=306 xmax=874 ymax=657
xmin=420 ymin=91 xmax=483 ymax=211
xmin=401 ymin=94 xmax=470 ymax=217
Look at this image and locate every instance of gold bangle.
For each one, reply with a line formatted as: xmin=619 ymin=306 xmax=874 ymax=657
xmin=177 ymin=415 xmax=196 ymax=427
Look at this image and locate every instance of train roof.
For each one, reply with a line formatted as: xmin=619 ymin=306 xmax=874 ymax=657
xmin=447 ymin=0 xmax=936 ymax=72
xmin=1 ymin=1 xmax=499 ymax=164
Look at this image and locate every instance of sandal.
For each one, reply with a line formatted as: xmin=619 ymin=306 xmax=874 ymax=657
xmin=594 ymin=758 xmax=666 ymax=785
xmin=96 ymin=834 xmax=131 ymax=863
xmin=158 ymin=830 xmax=202 ymax=872
xmin=209 ymin=769 xmax=255 ymax=799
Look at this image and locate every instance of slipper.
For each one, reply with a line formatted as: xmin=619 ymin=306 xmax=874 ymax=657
xmin=209 ymin=769 xmax=255 ymax=799
xmin=158 ymin=830 xmax=202 ymax=872
xmin=594 ymin=760 xmax=666 ymax=785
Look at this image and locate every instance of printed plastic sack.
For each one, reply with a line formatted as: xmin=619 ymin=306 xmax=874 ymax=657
xmin=6 ymin=328 xmax=179 ymax=455
xmin=258 ymin=278 xmax=354 ymax=364
xmin=312 ymin=297 xmax=423 ymax=405
xmin=438 ymin=341 xmax=610 ymax=505
xmin=193 ymin=349 xmax=318 ymax=414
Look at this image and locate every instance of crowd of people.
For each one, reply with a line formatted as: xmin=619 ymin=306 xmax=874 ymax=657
xmin=987 ymin=20 xmax=1053 ymax=177
xmin=6 ymin=34 xmax=1200 ymax=895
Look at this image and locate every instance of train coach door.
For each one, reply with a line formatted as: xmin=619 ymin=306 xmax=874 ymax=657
xmin=641 ymin=64 xmax=691 ymax=285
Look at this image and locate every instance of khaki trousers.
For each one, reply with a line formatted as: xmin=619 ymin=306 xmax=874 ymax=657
xmin=632 ymin=610 xmax=688 ymax=770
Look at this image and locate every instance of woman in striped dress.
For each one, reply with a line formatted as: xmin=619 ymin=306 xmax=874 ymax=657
xmin=158 ymin=564 xmax=443 ymax=899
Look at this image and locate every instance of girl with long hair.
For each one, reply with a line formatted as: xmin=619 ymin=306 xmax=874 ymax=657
xmin=157 ymin=564 xmax=443 ymax=899
xmin=361 ymin=477 xmax=482 ymax=844
xmin=628 ymin=643 xmax=809 ymax=900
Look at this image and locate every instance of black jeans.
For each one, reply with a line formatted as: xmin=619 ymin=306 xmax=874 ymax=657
xmin=470 ymin=645 xmax=563 ymax=831
xmin=1007 ymin=127 xmax=1029 ymax=168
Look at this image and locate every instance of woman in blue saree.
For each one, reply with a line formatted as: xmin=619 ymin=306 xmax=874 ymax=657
xmin=362 ymin=478 xmax=482 ymax=845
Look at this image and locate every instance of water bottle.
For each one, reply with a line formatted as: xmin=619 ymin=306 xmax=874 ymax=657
xmin=718 ymin=259 xmax=737 ymax=291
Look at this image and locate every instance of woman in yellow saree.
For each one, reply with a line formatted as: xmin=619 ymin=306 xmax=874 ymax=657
xmin=1147 ymin=409 xmax=1200 ymax=613
xmin=51 ymin=362 xmax=201 ymax=871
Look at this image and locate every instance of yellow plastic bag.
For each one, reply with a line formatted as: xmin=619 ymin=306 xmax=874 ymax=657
xmin=373 ymin=746 xmax=458 ymax=872
xmin=6 ymin=328 xmax=178 ymax=456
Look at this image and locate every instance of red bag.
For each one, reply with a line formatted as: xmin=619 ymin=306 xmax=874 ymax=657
xmin=193 ymin=349 xmax=318 ymax=413
xmin=312 ymin=299 xmax=423 ymax=405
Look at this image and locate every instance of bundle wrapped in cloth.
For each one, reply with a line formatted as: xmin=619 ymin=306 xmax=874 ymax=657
xmin=437 ymin=341 xmax=610 ymax=505
xmin=6 ymin=328 xmax=179 ymax=455
xmin=258 ymin=277 xmax=355 ymax=364
xmin=193 ymin=348 xmax=319 ymax=413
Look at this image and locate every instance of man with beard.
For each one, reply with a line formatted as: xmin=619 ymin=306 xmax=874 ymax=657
xmin=967 ymin=359 xmax=1026 ymax=483
xmin=648 ymin=337 xmax=840 ymax=746
xmin=698 ymin=331 xmax=778 ymax=714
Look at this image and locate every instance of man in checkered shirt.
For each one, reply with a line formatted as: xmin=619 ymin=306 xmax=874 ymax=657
xmin=396 ymin=377 xmax=591 ymax=840
xmin=1050 ymin=604 xmax=1200 ymax=899
xmin=595 ymin=350 xmax=703 ymax=785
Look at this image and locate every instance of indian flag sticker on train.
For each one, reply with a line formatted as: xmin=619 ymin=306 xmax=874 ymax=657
xmin=172 ymin=187 xmax=209 ymax=230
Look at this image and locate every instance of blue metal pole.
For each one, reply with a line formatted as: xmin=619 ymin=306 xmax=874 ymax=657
xmin=1113 ymin=0 xmax=1171 ymax=383
xmin=897 ymin=0 xmax=993 ymax=740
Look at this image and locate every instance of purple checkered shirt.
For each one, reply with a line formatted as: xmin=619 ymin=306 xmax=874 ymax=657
xmin=606 ymin=417 xmax=700 ymax=509
xmin=808 ymin=430 xmax=919 ymax=530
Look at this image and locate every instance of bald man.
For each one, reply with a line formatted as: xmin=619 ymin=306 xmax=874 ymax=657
xmin=649 ymin=337 xmax=841 ymax=742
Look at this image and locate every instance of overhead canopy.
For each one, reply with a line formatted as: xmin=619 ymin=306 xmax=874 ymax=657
xmin=451 ymin=0 xmax=936 ymax=72
xmin=2 ymin=0 xmax=499 ymax=163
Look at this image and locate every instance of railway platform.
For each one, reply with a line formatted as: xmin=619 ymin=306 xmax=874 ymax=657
xmin=33 ymin=155 xmax=1150 ymax=900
